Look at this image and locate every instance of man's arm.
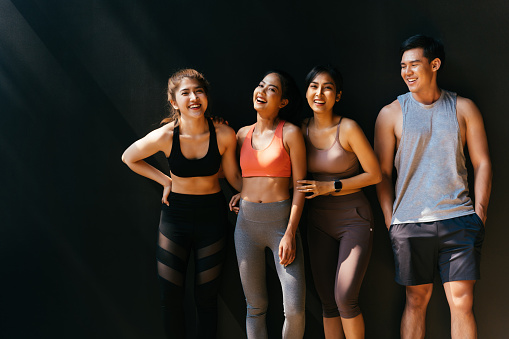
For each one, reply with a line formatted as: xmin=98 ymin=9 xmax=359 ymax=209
xmin=374 ymin=101 xmax=400 ymax=229
xmin=458 ymin=97 xmax=492 ymax=224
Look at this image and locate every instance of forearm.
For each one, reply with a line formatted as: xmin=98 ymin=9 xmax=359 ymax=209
xmin=124 ymin=159 xmax=171 ymax=187
xmin=473 ymin=161 xmax=492 ymax=219
xmin=376 ymin=175 xmax=395 ymax=224
xmin=326 ymin=172 xmax=382 ymax=193
xmin=286 ymin=189 xmax=305 ymax=237
xmin=225 ymin=172 xmax=243 ymax=192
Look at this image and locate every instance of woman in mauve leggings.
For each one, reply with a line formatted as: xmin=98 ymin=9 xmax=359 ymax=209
xmin=296 ymin=65 xmax=381 ymax=339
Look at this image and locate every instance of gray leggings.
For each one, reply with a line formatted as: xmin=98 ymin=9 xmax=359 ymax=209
xmin=234 ymin=198 xmax=306 ymax=339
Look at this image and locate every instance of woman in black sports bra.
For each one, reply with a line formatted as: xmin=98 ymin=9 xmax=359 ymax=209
xmin=122 ymin=69 xmax=242 ymax=338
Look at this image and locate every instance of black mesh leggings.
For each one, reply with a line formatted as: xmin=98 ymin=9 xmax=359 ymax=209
xmin=157 ymin=191 xmax=227 ymax=339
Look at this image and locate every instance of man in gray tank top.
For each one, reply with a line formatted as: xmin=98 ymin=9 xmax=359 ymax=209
xmin=375 ymin=35 xmax=492 ymax=339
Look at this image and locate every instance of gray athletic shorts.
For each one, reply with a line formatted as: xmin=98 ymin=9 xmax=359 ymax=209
xmin=389 ymin=213 xmax=485 ymax=285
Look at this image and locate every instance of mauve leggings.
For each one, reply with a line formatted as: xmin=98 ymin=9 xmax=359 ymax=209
xmin=234 ymin=198 xmax=306 ymax=339
xmin=307 ymin=191 xmax=373 ymax=319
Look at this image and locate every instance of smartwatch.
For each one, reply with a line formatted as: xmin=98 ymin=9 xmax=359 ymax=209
xmin=334 ymin=179 xmax=343 ymax=193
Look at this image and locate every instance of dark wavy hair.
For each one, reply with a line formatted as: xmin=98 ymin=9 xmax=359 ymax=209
xmin=161 ymin=68 xmax=210 ymax=125
xmin=262 ymin=69 xmax=302 ymax=126
xmin=400 ymin=35 xmax=445 ymax=67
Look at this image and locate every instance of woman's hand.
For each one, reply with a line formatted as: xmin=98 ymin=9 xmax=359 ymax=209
xmin=296 ymin=179 xmax=334 ymax=199
xmin=278 ymin=232 xmax=296 ymax=266
xmin=229 ymin=193 xmax=241 ymax=214
xmin=162 ymin=179 xmax=172 ymax=206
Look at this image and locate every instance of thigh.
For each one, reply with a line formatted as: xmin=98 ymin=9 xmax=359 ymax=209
xmin=307 ymin=221 xmax=339 ymax=308
xmin=273 ymin=231 xmax=306 ymax=309
xmin=157 ymin=203 xmax=193 ymax=287
xmin=335 ymin=222 xmax=373 ymax=298
xmin=192 ymin=196 xmax=228 ymax=285
xmin=438 ymin=214 xmax=485 ymax=283
xmin=234 ymin=205 xmax=268 ymax=303
xmin=389 ymin=222 xmax=438 ymax=286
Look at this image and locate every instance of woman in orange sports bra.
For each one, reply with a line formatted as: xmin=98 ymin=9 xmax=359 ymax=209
xmin=229 ymin=70 xmax=307 ymax=339
xmin=296 ymin=65 xmax=381 ymax=339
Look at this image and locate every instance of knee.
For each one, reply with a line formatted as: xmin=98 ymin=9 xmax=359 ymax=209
xmin=284 ymin=305 xmax=305 ymax=324
xmin=246 ymin=297 xmax=269 ymax=318
xmin=335 ymin=292 xmax=361 ymax=319
xmin=405 ymin=286 xmax=432 ymax=310
xmin=448 ymin=292 xmax=474 ymax=314
xmin=322 ymin=300 xmax=341 ymax=318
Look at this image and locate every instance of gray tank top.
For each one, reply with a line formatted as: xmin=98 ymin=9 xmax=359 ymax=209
xmin=392 ymin=90 xmax=474 ymax=224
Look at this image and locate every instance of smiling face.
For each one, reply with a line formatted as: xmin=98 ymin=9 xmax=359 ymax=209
xmin=170 ymin=77 xmax=208 ymax=118
xmin=306 ymin=72 xmax=341 ymax=114
xmin=400 ymin=48 xmax=440 ymax=93
xmin=253 ymin=73 xmax=288 ymax=114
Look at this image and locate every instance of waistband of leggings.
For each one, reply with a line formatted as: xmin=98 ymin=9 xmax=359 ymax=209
xmin=239 ymin=198 xmax=291 ymax=222
xmin=308 ymin=190 xmax=368 ymax=208
xmin=168 ymin=191 xmax=225 ymax=204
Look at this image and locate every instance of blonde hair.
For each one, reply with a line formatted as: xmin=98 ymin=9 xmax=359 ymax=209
xmin=161 ymin=69 xmax=210 ymax=125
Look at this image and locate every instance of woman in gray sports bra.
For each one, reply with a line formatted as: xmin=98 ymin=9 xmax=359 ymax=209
xmin=296 ymin=65 xmax=381 ymax=339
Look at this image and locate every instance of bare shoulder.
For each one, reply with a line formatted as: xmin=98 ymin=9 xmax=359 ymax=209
xmin=340 ymin=117 xmax=361 ymax=131
xmin=215 ymin=123 xmax=237 ymax=145
xmin=215 ymin=122 xmax=236 ymax=137
xmin=456 ymin=95 xmax=482 ymax=120
xmin=237 ymin=124 xmax=254 ymax=139
xmin=379 ymin=99 xmax=401 ymax=119
xmin=282 ymin=121 xmax=301 ymax=135
xmin=147 ymin=121 xmax=175 ymax=143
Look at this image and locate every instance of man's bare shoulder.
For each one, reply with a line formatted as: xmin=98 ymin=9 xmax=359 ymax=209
xmin=456 ymin=95 xmax=481 ymax=119
xmin=377 ymin=99 xmax=402 ymax=125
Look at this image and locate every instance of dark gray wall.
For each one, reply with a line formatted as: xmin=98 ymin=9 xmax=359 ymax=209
xmin=1 ymin=0 xmax=507 ymax=338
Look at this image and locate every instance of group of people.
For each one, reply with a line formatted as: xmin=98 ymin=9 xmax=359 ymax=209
xmin=122 ymin=35 xmax=491 ymax=339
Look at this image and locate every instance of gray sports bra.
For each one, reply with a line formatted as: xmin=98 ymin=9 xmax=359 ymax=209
xmin=305 ymin=117 xmax=359 ymax=181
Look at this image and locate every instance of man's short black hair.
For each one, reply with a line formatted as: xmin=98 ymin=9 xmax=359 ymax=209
xmin=400 ymin=35 xmax=445 ymax=66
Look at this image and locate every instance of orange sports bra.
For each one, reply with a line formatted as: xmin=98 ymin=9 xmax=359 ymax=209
xmin=240 ymin=120 xmax=292 ymax=178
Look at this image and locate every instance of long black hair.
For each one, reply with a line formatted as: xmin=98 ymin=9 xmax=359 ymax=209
xmin=262 ymin=69 xmax=302 ymax=126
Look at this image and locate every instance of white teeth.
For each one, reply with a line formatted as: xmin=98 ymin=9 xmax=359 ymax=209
xmin=256 ymin=97 xmax=266 ymax=103
xmin=189 ymin=104 xmax=200 ymax=108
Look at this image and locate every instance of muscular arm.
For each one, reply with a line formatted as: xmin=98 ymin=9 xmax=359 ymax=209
xmin=374 ymin=102 xmax=400 ymax=228
xmin=121 ymin=125 xmax=173 ymax=203
xmin=458 ymin=97 xmax=492 ymax=223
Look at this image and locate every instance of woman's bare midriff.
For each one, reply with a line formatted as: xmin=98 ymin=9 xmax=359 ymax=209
xmin=170 ymin=173 xmax=222 ymax=195
xmin=241 ymin=177 xmax=291 ymax=203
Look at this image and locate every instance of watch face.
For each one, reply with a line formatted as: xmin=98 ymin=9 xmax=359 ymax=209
xmin=334 ymin=180 xmax=342 ymax=191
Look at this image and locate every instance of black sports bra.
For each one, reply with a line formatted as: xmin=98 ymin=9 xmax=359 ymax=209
xmin=167 ymin=119 xmax=221 ymax=177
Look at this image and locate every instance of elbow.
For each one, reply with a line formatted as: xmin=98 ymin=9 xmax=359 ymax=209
xmin=373 ymin=171 xmax=383 ymax=185
xmin=121 ymin=150 xmax=133 ymax=166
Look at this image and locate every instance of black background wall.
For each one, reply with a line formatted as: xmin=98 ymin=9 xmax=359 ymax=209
xmin=1 ymin=0 xmax=507 ymax=338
